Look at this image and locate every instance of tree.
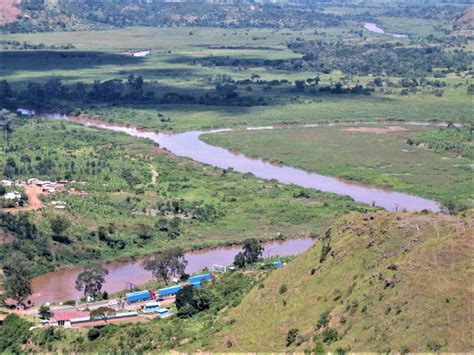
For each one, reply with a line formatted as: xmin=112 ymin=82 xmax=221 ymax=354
xmin=286 ymin=328 xmax=299 ymax=346
xmin=38 ymin=305 xmax=53 ymax=320
xmin=49 ymin=215 xmax=71 ymax=237
xmin=90 ymin=306 xmax=115 ymax=324
xmin=0 ymin=109 xmax=16 ymax=149
xmin=3 ymin=253 xmax=32 ymax=307
xmin=233 ymin=252 xmax=246 ymax=268
xmin=243 ymin=238 xmax=264 ymax=264
xmin=233 ymin=238 xmax=264 ymax=268
xmin=175 ymin=284 xmax=211 ymax=318
xmin=144 ymin=248 xmax=187 ymax=284
xmin=75 ymin=264 xmax=109 ymax=301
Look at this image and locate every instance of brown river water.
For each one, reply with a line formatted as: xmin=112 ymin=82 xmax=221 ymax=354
xmin=31 ymin=238 xmax=313 ymax=304
xmin=29 ymin=114 xmax=442 ymax=304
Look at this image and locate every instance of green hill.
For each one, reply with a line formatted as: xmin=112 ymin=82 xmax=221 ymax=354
xmin=205 ymin=211 xmax=473 ymax=353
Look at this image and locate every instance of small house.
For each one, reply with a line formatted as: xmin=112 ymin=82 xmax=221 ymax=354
xmin=156 ymin=308 xmax=170 ymax=319
xmin=4 ymin=191 xmax=21 ymax=200
xmin=142 ymin=301 xmax=161 ymax=313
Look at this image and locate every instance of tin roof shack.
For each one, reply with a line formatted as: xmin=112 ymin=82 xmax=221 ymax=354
xmin=156 ymin=308 xmax=171 ymax=319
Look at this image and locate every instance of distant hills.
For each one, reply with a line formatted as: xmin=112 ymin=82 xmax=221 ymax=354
xmin=2 ymin=0 xmax=472 ymax=33
xmin=206 ymin=211 xmax=473 ymax=352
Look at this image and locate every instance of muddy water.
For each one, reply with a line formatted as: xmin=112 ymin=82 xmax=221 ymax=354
xmin=54 ymin=115 xmax=441 ymax=212
xmin=31 ymin=238 xmax=313 ymax=304
xmin=364 ymin=22 xmax=408 ymax=38
xmin=32 ymin=115 xmax=441 ymax=303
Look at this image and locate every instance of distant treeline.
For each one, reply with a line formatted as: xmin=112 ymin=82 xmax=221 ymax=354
xmin=0 ymin=40 xmax=75 ymax=50
xmin=190 ymin=40 xmax=473 ymax=77
xmin=0 ymin=76 xmax=269 ymax=109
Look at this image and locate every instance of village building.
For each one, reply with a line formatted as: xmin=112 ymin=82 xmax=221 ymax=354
xmin=4 ymin=191 xmax=21 ymax=200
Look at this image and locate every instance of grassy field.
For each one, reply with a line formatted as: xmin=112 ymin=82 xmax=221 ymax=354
xmin=0 ymin=119 xmax=367 ymax=273
xmin=202 ymin=124 xmax=474 ymax=207
xmin=1 ymin=26 xmax=472 ymax=132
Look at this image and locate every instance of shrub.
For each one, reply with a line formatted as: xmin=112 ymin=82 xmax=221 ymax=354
xmin=87 ymin=327 xmax=101 ymax=341
xmin=322 ymin=328 xmax=338 ymax=344
xmin=316 ymin=310 xmax=330 ymax=329
xmin=279 ymin=284 xmax=288 ymax=294
xmin=286 ymin=328 xmax=299 ymax=346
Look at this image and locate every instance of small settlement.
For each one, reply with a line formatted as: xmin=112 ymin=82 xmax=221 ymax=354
xmin=41 ymin=273 xmax=215 ymax=328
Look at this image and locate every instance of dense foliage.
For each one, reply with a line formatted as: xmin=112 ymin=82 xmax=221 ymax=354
xmin=0 ymin=314 xmax=32 ymax=353
xmin=409 ymin=125 xmax=473 ymax=159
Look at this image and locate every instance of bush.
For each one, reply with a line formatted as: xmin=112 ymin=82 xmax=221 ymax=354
xmin=279 ymin=284 xmax=288 ymax=294
xmin=177 ymin=304 xmax=197 ymax=319
xmin=286 ymin=328 xmax=299 ymax=346
xmin=316 ymin=310 xmax=330 ymax=329
xmin=0 ymin=314 xmax=32 ymax=352
xmin=87 ymin=327 xmax=101 ymax=341
xmin=322 ymin=328 xmax=338 ymax=344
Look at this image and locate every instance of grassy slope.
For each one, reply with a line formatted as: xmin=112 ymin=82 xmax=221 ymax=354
xmin=203 ymin=125 xmax=474 ymax=205
xmin=204 ymin=211 xmax=473 ymax=352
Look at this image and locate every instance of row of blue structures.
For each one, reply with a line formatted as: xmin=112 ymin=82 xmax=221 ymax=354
xmin=125 ymin=273 xmax=214 ymax=304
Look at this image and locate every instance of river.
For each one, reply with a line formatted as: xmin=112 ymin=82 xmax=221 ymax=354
xmin=364 ymin=22 xmax=408 ymax=38
xmin=30 ymin=114 xmax=441 ymax=304
xmin=53 ymin=115 xmax=440 ymax=212
xmin=31 ymin=238 xmax=313 ymax=304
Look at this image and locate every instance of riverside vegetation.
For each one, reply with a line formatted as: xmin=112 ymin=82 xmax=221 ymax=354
xmin=0 ymin=0 xmax=473 ymax=352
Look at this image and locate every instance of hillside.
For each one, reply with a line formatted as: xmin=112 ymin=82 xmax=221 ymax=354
xmin=453 ymin=5 xmax=474 ymax=30
xmin=0 ymin=0 xmax=22 ymax=25
xmin=206 ymin=211 xmax=473 ymax=352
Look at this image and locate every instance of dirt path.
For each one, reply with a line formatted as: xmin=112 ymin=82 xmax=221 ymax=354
xmin=343 ymin=126 xmax=408 ymax=134
xmin=151 ymin=165 xmax=158 ymax=185
xmin=2 ymin=184 xmax=44 ymax=212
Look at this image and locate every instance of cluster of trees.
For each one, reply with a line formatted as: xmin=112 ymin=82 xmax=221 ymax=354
xmin=408 ymin=125 xmax=473 ymax=159
xmin=287 ymin=39 xmax=473 ymax=77
xmin=155 ymin=198 xmax=224 ymax=223
xmin=1 ymin=76 xmax=269 ymax=109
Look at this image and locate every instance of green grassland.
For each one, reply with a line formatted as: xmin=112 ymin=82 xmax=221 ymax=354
xmin=1 ymin=25 xmax=472 ymax=132
xmin=0 ymin=119 xmax=367 ymax=272
xmin=203 ymin=211 xmax=474 ymax=352
xmin=202 ymin=124 xmax=474 ymax=208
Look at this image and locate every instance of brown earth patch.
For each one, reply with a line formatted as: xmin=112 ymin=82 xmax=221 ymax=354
xmin=343 ymin=126 xmax=409 ymax=134
xmin=0 ymin=0 xmax=22 ymax=25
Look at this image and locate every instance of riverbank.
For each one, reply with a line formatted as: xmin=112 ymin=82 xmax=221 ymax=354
xmin=30 ymin=238 xmax=313 ymax=304
xmin=202 ymin=124 xmax=473 ymax=209
xmin=53 ymin=115 xmax=441 ymax=212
